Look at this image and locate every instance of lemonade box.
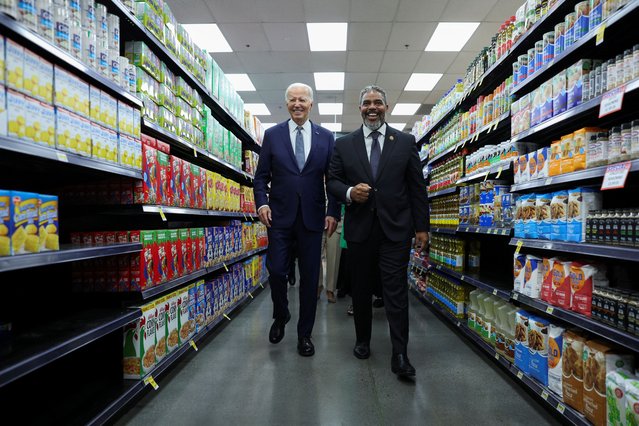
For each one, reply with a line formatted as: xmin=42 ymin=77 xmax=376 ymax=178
xmin=103 ymin=126 xmax=118 ymax=163
xmin=0 ymin=37 xmax=5 ymax=83
xmin=117 ymin=100 xmax=134 ymax=136
xmin=0 ymin=190 xmax=11 ymax=256
xmin=38 ymin=194 xmax=58 ymax=252
xmin=10 ymin=191 xmax=40 ymax=254
xmin=132 ymin=107 xmax=141 ymax=138
xmin=0 ymin=85 xmax=6 ymax=136
xmin=24 ymin=50 xmax=53 ymax=104
xmin=6 ymin=39 xmax=24 ymax=92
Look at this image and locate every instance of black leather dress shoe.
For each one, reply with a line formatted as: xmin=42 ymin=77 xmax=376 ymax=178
xmin=268 ymin=313 xmax=291 ymax=344
xmin=353 ymin=342 xmax=370 ymax=359
xmin=297 ymin=337 xmax=315 ymax=356
xmin=391 ymin=354 xmax=416 ymax=377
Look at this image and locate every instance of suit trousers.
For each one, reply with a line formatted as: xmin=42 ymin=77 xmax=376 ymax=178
xmin=348 ymin=216 xmax=411 ymax=355
xmin=266 ymin=211 xmax=322 ymax=339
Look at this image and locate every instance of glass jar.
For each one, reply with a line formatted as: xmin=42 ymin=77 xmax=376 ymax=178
xmin=621 ymin=122 xmax=632 ymax=161
xmin=609 ymin=126 xmax=622 ymax=164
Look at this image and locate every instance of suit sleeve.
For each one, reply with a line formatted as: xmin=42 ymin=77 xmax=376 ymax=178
xmin=253 ymin=130 xmax=273 ymax=208
xmin=406 ymin=137 xmax=430 ymax=232
xmin=324 ymin=133 xmax=341 ymax=218
xmin=327 ymin=138 xmax=351 ymax=204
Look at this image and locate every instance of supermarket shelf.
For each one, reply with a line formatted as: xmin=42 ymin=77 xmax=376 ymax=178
xmin=512 ymin=1 xmax=639 ymax=96
xmin=141 ymin=120 xmax=252 ymax=182
xmin=509 ymin=238 xmax=639 ymax=262
xmin=140 ymin=247 xmax=268 ymax=300
xmin=428 ymin=187 xmax=457 ymax=199
xmin=88 ymin=279 xmax=267 ymax=426
xmin=457 ymin=226 xmax=513 ymax=237
xmin=109 ymin=0 xmax=259 ymax=151
xmin=456 ymin=162 xmax=511 ymax=185
xmin=513 ymin=292 xmax=639 ymax=353
xmin=423 ymin=262 xmax=512 ymax=301
xmin=510 ymin=159 xmax=639 ymax=191
xmin=0 ymin=243 xmax=142 ymax=273
xmin=141 ymin=205 xmax=257 ymax=219
xmin=430 ymin=227 xmax=457 ymax=235
xmin=511 ymin=77 xmax=639 ymax=144
xmin=0 ymin=136 xmax=143 ymax=179
xmin=0 ymin=308 xmax=141 ymax=388
xmin=410 ymin=286 xmax=588 ymax=426
xmin=0 ymin=13 xmax=142 ymax=108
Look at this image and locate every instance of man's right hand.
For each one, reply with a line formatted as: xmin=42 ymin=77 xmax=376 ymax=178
xmin=351 ymin=183 xmax=372 ymax=203
xmin=258 ymin=206 xmax=272 ymax=227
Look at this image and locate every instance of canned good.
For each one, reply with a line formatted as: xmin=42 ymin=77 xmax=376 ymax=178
xmin=109 ymin=49 xmax=120 ymax=84
xmin=81 ymin=0 xmax=96 ymax=32
xmin=82 ymin=28 xmax=96 ymax=69
xmin=574 ymin=2 xmax=590 ymax=40
xmin=107 ymin=13 xmax=119 ymax=51
xmin=54 ymin=3 xmax=70 ymax=52
xmin=127 ymin=64 xmax=137 ymax=94
xmin=528 ymin=48 xmax=536 ymax=78
xmin=589 ymin=0 xmax=603 ymax=31
xmin=535 ymin=40 xmax=544 ymax=72
xmin=120 ymin=56 xmax=129 ymax=89
xmin=554 ymin=22 xmax=565 ymax=57
xmin=0 ymin=0 xmax=17 ymax=19
xmin=69 ymin=0 xmax=81 ymax=25
xmin=70 ymin=18 xmax=82 ymax=60
xmin=518 ymin=54 xmax=528 ymax=84
xmin=97 ymin=41 xmax=108 ymax=77
xmin=18 ymin=0 xmax=37 ymax=31
xmin=565 ymin=12 xmax=576 ymax=48
xmin=542 ymin=31 xmax=555 ymax=64
xmin=36 ymin=0 xmax=54 ymax=42
xmin=95 ymin=3 xmax=108 ymax=39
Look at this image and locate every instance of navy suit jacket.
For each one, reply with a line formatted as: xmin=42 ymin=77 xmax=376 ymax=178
xmin=253 ymin=120 xmax=340 ymax=232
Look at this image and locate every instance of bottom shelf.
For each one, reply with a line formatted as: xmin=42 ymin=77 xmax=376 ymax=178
xmin=410 ymin=285 xmax=588 ymax=426
xmin=89 ymin=278 xmax=269 ymax=425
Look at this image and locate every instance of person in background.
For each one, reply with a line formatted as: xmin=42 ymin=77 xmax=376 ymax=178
xmin=318 ymin=206 xmax=343 ymax=303
xmin=327 ymin=85 xmax=429 ymax=378
xmin=253 ymin=83 xmax=339 ymax=357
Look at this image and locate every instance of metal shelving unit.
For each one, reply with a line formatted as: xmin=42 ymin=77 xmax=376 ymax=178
xmin=509 ymin=238 xmax=639 ymax=262
xmin=457 ymin=226 xmax=513 ymax=236
xmin=456 ymin=162 xmax=511 ymax=185
xmin=427 ymin=187 xmax=457 ymax=199
xmin=141 ymin=205 xmax=257 ymax=219
xmin=430 ymin=227 xmax=457 ymax=235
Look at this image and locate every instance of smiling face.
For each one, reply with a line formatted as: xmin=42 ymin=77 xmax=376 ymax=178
xmin=286 ymin=86 xmax=313 ymax=126
xmin=360 ymin=90 xmax=387 ymax=131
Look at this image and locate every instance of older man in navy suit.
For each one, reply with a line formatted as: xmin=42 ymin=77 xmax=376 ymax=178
xmin=253 ymin=83 xmax=339 ymax=356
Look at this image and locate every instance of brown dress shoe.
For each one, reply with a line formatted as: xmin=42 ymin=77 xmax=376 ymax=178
xmin=326 ymin=291 xmax=336 ymax=303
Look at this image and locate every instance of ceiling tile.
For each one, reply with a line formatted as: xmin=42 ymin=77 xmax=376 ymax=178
xmin=218 ymin=23 xmax=271 ymax=52
xmin=236 ymin=92 xmax=264 ymax=103
xmin=348 ymin=23 xmax=393 ymax=51
xmin=237 ymin=52 xmax=313 ymax=73
xmin=432 ymin=73 xmax=461 ymax=92
xmin=315 ymin=93 xmax=345 ymax=103
xmin=377 ymin=73 xmax=410 ymax=90
xmin=485 ymin=0 xmax=524 ymax=21
xmin=343 ymin=90 xmax=365 ymax=104
xmin=346 ymin=51 xmax=384 ymax=73
xmin=263 ymin=23 xmax=309 ymax=51
xmin=395 ymin=0 xmax=448 ymax=22
xmin=387 ymin=22 xmax=437 ymax=51
xmin=440 ymin=0 xmax=499 ymax=21
xmin=309 ymin=52 xmax=348 ymax=72
xmin=344 ymin=73 xmax=379 ymax=91
xmin=462 ymin=22 xmax=502 ymax=52
xmin=396 ymin=92 xmax=430 ymax=103
xmin=414 ymin=52 xmax=458 ymax=73
xmin=254 ymin=0 xmax=305 ymax=22
xmin=256 ymin=90 xmax=288 ymax=104
xmin=164 ymin=0 xmax=214 ymax=23
xmin=210 ymin=53 xmax=245 ymax=73
xmin=380 ymin=51 xmax=421 ymax=73
xmin=445 ymin=51 xmax=478 ymax=75
xmin=350 ymin=0 xmax=400 ymax=22
xmin=200 ymin=0 xmax=258 ymax=23
xmin=426 ymin=89 xmax=447 ymax=104
xmin=303 ymin=0 xmax=351 ymax=21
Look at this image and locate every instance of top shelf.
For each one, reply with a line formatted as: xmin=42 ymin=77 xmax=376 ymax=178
xmin=0 ymin=13 xmax=142 ymax=108
xmin=108 ymin=0 xmax=260 ymax=152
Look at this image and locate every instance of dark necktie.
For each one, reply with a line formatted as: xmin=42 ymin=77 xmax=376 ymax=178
xmin=370 ymin=131 xmax=381 ymax=178
xmin=295 ymin=126 xmax=305 ymax=171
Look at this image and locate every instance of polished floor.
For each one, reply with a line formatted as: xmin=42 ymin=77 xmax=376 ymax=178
xmin=115 ymin=285 xmax=559 ymax=426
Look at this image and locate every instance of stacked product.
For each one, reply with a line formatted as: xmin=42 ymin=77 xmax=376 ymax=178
xmin=465 ymin=141 xmax=535 ymax=176
xmin=467 ymin=289 xmax=518 ymax=362
xmin=428 ymin=154 xmax=464 ymax=192
xmin=425 ymin=271 xmax=471 ymax=318
xmin=585 ymin=209 xmax=639 ymax=246
xmin=429 ymin=234 xmax=466 ymax=272
xmin=429 ymin=194 xmax=459 ymax=229
xmin=459 ymin=180 xmax=511 ymax=228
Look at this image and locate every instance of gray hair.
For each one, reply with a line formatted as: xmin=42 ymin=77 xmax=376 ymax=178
xmin=285 ymin=83 xmax=314 ymax=102
xmin=359 ymin=85 xmax=387 ymax=106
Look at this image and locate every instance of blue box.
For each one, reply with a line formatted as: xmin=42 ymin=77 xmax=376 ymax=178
xmin=527 ymin=315 xmax=549 ymax=386
xmin=514 ymin=310 xmax=531 ymax=374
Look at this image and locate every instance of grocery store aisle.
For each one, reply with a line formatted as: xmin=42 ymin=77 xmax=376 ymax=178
xmin=115 ymin=286 xmax=558 ymax=426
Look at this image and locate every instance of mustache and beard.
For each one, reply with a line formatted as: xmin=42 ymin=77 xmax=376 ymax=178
xmin=362 ymin=109 xmax=384 ymax=131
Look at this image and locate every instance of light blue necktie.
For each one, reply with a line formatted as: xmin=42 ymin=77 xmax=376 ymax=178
xmin=370 ymin=131 xmax=381 ymax=178
xmin=295 ymin=126 xmax=305 ymax=171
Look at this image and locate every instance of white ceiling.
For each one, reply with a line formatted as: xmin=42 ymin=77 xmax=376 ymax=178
xmin=166 ymin=0 xmax=523 ymax=133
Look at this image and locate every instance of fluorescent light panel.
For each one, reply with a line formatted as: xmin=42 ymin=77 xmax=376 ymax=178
xmin=226 ymin=74 xmax=256 ymax=91
xmin=314 ymin=72 xmax=345 ymax=90
xmin=322 ymin=122 xmax=342 ymax=132
xmin=182 ymin=24 xmax=233 ymax=53
xmin=404 ymin=73 xmax=443 ymax=91
xmin=307 ymin=23 xmax=348 ymax=51
xmin=425 ymin=22 xmax=480 ymax=52
xmin=391 ymin=103 xmax=421 ymax=115
xmin=388 ymin=122 xmax=407 ymax=130
xmin=245 ymin=103 xmax=271 ymax=116
xmin=318 ymin=103 xmax=343 ymax=115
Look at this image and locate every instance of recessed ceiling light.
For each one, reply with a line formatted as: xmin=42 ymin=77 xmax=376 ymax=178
xmin=388 ymin=122 xmax=407 ymax=130
xmin=226 ymin=74 xmax=256 ymax=91
xmin=245 ymin=103 xmax=271 ymax=116
xmin=391 ymin=103 xmax=421 ymax=115
xmin=404 ymin=73 xmax=443 ymax=91
xmin=425 ymin=22 xmax=480 ymax=52
xmin=314 ymin=72 xmax=345 ymax=90
xmin=183 ymin=24 xmax=233 ymax=53
xmin=318 ymin=103 xmax=343 ymax=115
xmin=307 ymin=23 xmax=348 ymax=51
xmin=322 ymin=122 xmax=342 ymax=132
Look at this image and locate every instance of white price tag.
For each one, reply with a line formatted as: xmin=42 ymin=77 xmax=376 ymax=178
xmin=496 ymin=166 xmax=503 ymax=179
xmin=494 ymin=353 xmax=500 ymax=360
xmin=517 ymin=371 xmax=524 ymax=379
xmin=512 ymin=292 xmax=519 ymax=301
xmin=223 ymin=313 xmax=231 ymax=321
xmin=601 ymin=161 xmax=632 ymax=190
xmin=193 ymin=146 xmax=198 ymax=157
xmin=56 ymin=152 xmax=69 ymax=162
xmin=599 ymin=85 xmax=625 ymax=118
xmin=545 ymin=178 xmax=553 ymax=186
xmin=541 ymin=390 xmax=549 ymax=400
xmin=546 ymin=306 xmax=554 ymax=315
xmin=557 ymin=403 xmax=565 ymax=414
xmin=493 ymin=289 xmax=498 ymax=296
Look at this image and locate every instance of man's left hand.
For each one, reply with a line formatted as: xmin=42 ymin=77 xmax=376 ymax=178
xmin=325 ymin=216 xmax=338 ymax=238
xmin=414 ymin=231 xmax=429 ymax=255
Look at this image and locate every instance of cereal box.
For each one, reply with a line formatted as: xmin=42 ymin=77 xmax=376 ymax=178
xmin=523 ymin=255 xmax=543 ymax=298
xmin=122 ymin=301 xmax=156 ymax=379
xmin=38 ymin=194 xmax=58 ymax=251
xmin=167 ymin=229 xmax=179 ymax=280
xmin=186 ymin=282 xmax=197 ymax=334
xmin=181 ymin=158 xmax=193 ymax=208
xmin=563 ymin=331 xmax=586 ymax=412
xmin=24 ymin=50 xmax=53 ymax=104
xmin=140 ymin=230 xmax=156 ymax=289
xmin=134 ymin=143 xmax=157 ymax=204
xmin=550 ymin=190 xmax=568 ymax=241
xmin=104 ymin=126 xmax=118 ymax=163
xmin=540 ymin=80 xmax=553 ymax=122
xmin=548 ymin=324 xmax=565 ymax=397
xmin=551 ymin=259 xmax=572 ymax=309
xmin=156 ymin=149 xmax=170 ymax=206
xmin=527 ymin=315 xmax=549 ymax=386
xmin=515 ymin=310 xmax=531 ymax=374
xmin=117 ymin=253 xmax=130 ymax=292
xmin=154 ymin=296 xmax=167 ymax=363
xmin=179 ymin=228 xmax=190 ymax=274
xmin=6 ymin=39 xmax=24 ymax=92
xmin=195 ymin=280 xmax=206 ymax=333
xmin=10 ymin=191 xmax=39 ymax=254
xmin=0 ymin=190 xmax=11 ymax=256
xmin=567 ymin=187 xmax=602 ymax=243
xmin=177 ymin=286 xmax=191 ymax=344
xmin=190 ymin=228 xmax=199 ymax=271
xmin=552 ymin=70 xmax=567 ymax=116
xmin=155 ymin=230 xmax=168 ymax=283
xmin=567 ymin=59 xmax=591 ymax=109
xmin=205 ymin=281 xmax=214 ymax=324
xmin=169 ymin=155 xmax=182 ymax=207
xmin=165 ymin=291 xmax=179 ymax=353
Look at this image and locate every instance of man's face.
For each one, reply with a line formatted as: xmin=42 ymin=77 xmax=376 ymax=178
xmin=287 ymin=87 xmax=313 ymax=125
xmin=360 ymin=91 xmax=387 ymax=131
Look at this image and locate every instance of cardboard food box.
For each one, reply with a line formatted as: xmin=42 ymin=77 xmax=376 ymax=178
xmin=523 ymin=255 xmax=543 ymax=298
xmin=154 ymin=296 xmax=167 ymax=363
xmin=550 ymin=190 xmax=568 ymax=242
xmin=38 ymin=194 xmax=58 ymax=252
xmin=167 ymin=229 xmax=179 ymax=281
xmin=560 ymin=133 xmax=575 ymax=174
xmin=190 ymin=228 xmax=199 ymax=271
xmin=572 ymin=127 xmax=600 ymax=171
xmin=179 ymin=228 xmax=191 ymax=274
xmin=165 ymin=291 xmax=179 ymax=353
xmin=54 ymin=66 xmax=90 ymax=118
xmin=195 ymin=280 xmax=206 ymax=333
xmin=122 ymin=301 xmax=156 ymax=379
xmin=567 ymin=59 xmax=592 ymax=109
xmin=527 ymin=315 xmax=549 ymax=386
xmin=177 ymin=286 xmax=192 ymax=344
xmin=552 ymin=70 xmax=567 ymax=116
xmin=567 ymin=187 xmax=602 ymax=243
xmin=6 ymin=39 xmax=24 ymax=92
xmin=140 ymin=230 xmax=156 ymax=289
xmin=548 ymin=140 xmax=562 ymax=176
xmin=156 ymin=150 xmax=170 ymax=206
xmin=551 ymin=259 xmax=572 ymax=309
xmin=10 ymin=191 xmax=40 ymax=254
xmin=155 ymin=230 xmax=168 ymax=284
xmin=0 ymin=190 xmax=11 ymax=256
xmin=134 ymin=143 xmax=158 ymax=204
xmin=24 ymin=50 xmax=53 ymax=104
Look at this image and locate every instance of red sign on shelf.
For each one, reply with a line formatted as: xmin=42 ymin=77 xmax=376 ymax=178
xmin=599 ymin=85 xmax=625 ymax=118
xmin=601 ymin=161 xmax=632 ymax=190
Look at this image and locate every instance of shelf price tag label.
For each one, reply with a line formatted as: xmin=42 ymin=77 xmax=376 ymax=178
xmin=493 ymin=289 xmax=498 ymax=296
xmin=515 ymin=240 xmax=523 ymax=255
xmin=259 ymin=282 xmax=264 ymax=288
xmin=601 ymin=161 xmax=632 ymax=190
xmin=189 ymin=340 xmax=199 ymax=351
xmin=517 ymin=371 xmax=524 ymax=379
xmin=557 ymin=403 xmax=566 ymax=414
xmin=223 ymin=262 xmax=229 ymax=272
xmin=248 ymin=292 xmax=254 ymax=299
xmin=546 ymin=306 xmax=554 ymax=315
xmin=541 ymin=390 xmax=549 ymax=401
xmin=483 ymin=173 xmax=489 ymax=182
xmin=494 ymin=353 xmax=500 ymax=360
xmin=599 ymin=85 xmax=625 ymax=118
xmin=596 ymin=23 xmax=606 ymax=45
xmin=158 ymin=207 xmax=167 ymax=222
xmin=545 ymin=178 xmax=553 ymax=186
xmin=193 ymin=146 xmax=198 ymax=157
xmin=56 ymin=152 xmax=69 ymax=162
xmin=460 ymin=275 xmax=465 ymax=281
xmin=223 ymin=313 xmax=231 ymax=321
xmin=512 ymin=292 xmax=519 ymax=301
xmin=496 ymin=166 xmax=503 ymax=179
xmin=144 ymin=376 xmax=159 ymax=390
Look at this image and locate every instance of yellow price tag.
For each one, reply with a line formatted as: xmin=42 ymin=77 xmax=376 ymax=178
xmin=496 ymin=166 xmax=503 ymax=179
xmin=479 ymin=76 xmax=484 ymax=87
xmin=144 ymin=375 xmax=159 ymax=390
xmin=223 ymin=313 xmax=231 ymax=321
xmin=56 ymin=152 xmax=69 ymax=162
xmin=158 ymin=207 xmax=167 ymax=222
xmin=487 ymin=124 xmax=493 ymax=134
xmin=517 ymin=371 xmax=524 ymax=379
xmin=193 ymin=146 xmax=198 ymax=157
xmin=483 ymin=173 xmax=489 ymax=182
xmin=515 ymin=240 xmax=523 ymax=255
xmin=541 ymin=390 xmax=549 ymax=401
xmin=493 ymin=119 xmax=500 ymax=131
xmin=259 ymin=283 xmax=264 ymax=288
xmin=243 ymin=213 xmax=248 ymax=220
xmin=223 ymin=263 xmax=228 ymax=272
xmin=546 ymin=306 xmax=554 ymax=315
xmin=189 ymin=340 xmax=199 ymax=351
xmin=596 ymin=24 xmax=606 ymax=45
xmin=557 ymin=403 xmax=565 ymax=414
xmin=248 ymin=292 xmax=253 ymax=299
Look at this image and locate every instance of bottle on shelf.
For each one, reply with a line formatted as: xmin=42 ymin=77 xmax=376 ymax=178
xmin=467 ymin=239 xmax=481 ymax=274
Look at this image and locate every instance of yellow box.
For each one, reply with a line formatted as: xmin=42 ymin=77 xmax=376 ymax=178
xmin=117 ymin=101 xmax=134 ymax=136
xmin=0 ymin=37 xmax=5 ymax=84
xmin=54 ymin=66 xmax=89 ymax=117
xmin=24 ymin=49 xmax=53 ymax=104
xmin=24 ymin=96 xmax=54 ymax=147
xmin=131 ymin=137 xmax=142 ymax=170
xmin=0 ymin=85 xmax=6 ymax=136
xmin=0 ymin=189 xmax=10 ymax=256
xmin=10 ymin=191 xmax=40 ymax=254
xmin=560 ymin=133 xmax=575 ymax=174
xmin=77 ymin=113 xmax=92 ymax=157
xmin=118 ymin=133 xmax=133 ymax=167
xmin=101 ymin=91 xmax=117 ymax=130
xmin=90 ymin=85 xmax=101 ymax=123
xmin=6 ymin=39 xmax=24 ymax=92
xmin=572 ymin=128 xmax=601 ymax=172
xmin=7 ymin=88 xmax=27 ymax=140
xmin=91 ymin=122 xmax=107 ymax=161
xmin=38 ymin=194 xmax=59 ymax=252
xmin=104 ymin=126 xmax=118 ymax=163
xmin=56 ymin=107 xmax=83 ymax=154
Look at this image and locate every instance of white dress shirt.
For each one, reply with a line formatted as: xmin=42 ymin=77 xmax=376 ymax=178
xmin=289 ymin=119 xmax=312 ymax=163
xmin=346 ymin=124 xmax=387 ymax=202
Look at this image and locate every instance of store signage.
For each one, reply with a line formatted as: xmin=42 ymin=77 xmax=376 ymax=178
xmin=599 ymin=85 xmax=625 ymax=118
xmin=601 ymin=161 xmax=631 ymax=190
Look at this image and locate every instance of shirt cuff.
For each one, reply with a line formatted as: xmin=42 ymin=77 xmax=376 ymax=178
xmin=257 ymin=205 xmax=269 ymax=213
xmin=346 ymin=187 xmax=353 ymax=203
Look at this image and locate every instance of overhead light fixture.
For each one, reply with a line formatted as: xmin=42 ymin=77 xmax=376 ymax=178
xmin=226 ymin=74 xmax=256 ymax=91
xmin=307 ymin=23 xmax=348 ymax=51
xmin=388 ymin=122 xmax=407 ymax=130
xmin=183 ymin=24 xmax=233 ymax=53
xmin=322 ymin=122 xmax=342 ymax=132
xmin=391 ymin=103 xmax=421 ymax=115
xmin=314 ymin=72 xmax=345 ymax=90
xmin=244 ymin=103 xmax=271 ymax=116
xmin=425 ymin=22 xmax=480 ymax=52
xmin=404 ymin=73 xmax=443 ymax=91
xmin=318 ymin=103 xmax=343 ymax=115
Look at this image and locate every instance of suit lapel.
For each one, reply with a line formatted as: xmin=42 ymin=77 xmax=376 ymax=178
xmin=305 ymin=122 xmax=321 ymax=170
xmin=281 ymin=120 xmax=298 ymax=169
xmin=353 ymin=127 xmax=373 ymax=182
xmin=376 ymin=127 xmax=398 ymax=180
